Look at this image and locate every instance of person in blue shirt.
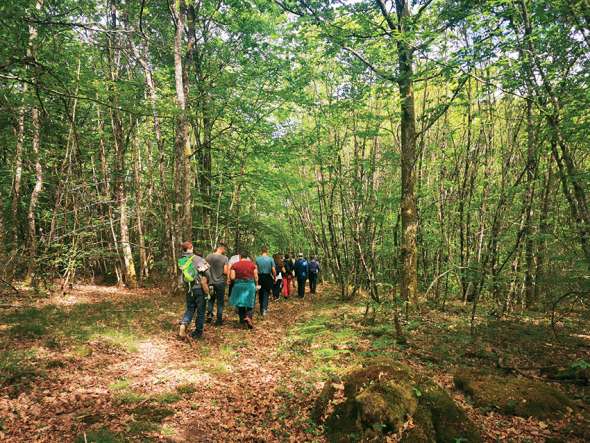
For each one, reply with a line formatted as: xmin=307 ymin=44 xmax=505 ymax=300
xmin=308 ymin=256 xmax=320 ymax=294
xmin=255 ymin=246 xmax=276 ymax=316
xmin=294 ymin=253 xmax=309 ymax=298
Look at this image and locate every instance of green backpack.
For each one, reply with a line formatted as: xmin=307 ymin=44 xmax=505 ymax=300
xmin=178 ymin=255 xmax=197 ymax=283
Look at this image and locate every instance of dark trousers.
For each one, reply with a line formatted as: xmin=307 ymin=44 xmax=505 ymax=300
xmin=309 ymin=273 xmax=318 ymax=294
xmin=182 ymin=286 xmax=206 ymax=336
xmin=258 ymin=273 xmax=273 ymax=314
xmin=207 ymin=282 xmax=225 ymax=322
xmin=272 ymin=279 xmax=282 ymax=300
xmin=238 ymin=307 xmax=253 ymax=323
xmin=297 ymin=277 xmax=307 ymax=298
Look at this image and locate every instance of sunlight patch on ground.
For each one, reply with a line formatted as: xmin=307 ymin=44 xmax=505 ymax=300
xmin=150 ymin=368 xmax=212 ymax=387
xmin=138 ymin=340 xmax=168 ymax=362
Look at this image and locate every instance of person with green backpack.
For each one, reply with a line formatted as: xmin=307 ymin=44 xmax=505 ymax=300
xmin=178 ymin=241 xmax=211 ymax=339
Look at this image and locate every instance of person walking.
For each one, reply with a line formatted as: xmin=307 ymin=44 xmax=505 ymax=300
xmin=227 ymin=251 xmax=240 ymax=299
xmin=308 ymin=256 xmax=320 ymax=295
xmin=205 ymin=243 xmax=229 ymax=326
xmin=294 ymin=253 xmax=309 ymax=299
xmin=229 ymin=251 xmax=258 ymax=329
xmin=255 ymin=246 xmax=276 ymax=316
xmin=178 ymin=241 xmax=211 ymax=340
xmin=282 ymin=253 xmax=293 ymax=297
xmin=272 ymin=254 xmax=284 ymax=301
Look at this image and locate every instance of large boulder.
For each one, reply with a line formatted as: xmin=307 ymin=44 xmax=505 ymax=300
xmin=454 ymin=369 xmax=573 ymax=419
xmin=315 ymin=362 xmax=481 ymax=442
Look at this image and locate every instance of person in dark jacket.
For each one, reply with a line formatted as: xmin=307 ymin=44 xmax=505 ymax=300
xmin=294 ymin=253 xmax=309 ymax=298
xmin=272 ymin=254 xmax=284 ymax=301
xmin=308 ymin=256 xmax=320 ymax=294
xmin=282 ymin=253 xmax=294 ymax=297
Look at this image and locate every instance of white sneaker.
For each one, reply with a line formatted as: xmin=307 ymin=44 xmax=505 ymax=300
xmin=179 ymin=323 xmax=187 ymax=338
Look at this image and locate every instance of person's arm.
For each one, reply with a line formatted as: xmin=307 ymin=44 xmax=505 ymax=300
xmin=271 ymin=260 xmax=276 ymax=279
xmin=200 ymin=275 xmax=209 ymax=294
xmin=254 ymin=268 xmax=259 ymax=286
xmin=230 ymin=268 xmax=236 ymax=281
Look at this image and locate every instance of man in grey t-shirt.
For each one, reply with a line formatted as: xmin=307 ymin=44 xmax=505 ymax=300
xmin=205 ymin=243 xmax=229 ymax=325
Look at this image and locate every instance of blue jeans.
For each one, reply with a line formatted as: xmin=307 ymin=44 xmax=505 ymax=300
xmin=182 ymin=285 xmax=206 ymax=336
xmin=207 ymin=282 xmax=225 ymax=322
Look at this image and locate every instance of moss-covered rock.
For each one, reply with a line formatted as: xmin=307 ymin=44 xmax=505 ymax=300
xmin=316 ymin=362 xmax=481 ymax=443
xmin=454 ymin=369 xmax=573 ymax=419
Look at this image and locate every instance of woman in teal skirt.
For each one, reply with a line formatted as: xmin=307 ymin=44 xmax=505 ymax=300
xmin=229 ymin=251 xmax=258 ymax=329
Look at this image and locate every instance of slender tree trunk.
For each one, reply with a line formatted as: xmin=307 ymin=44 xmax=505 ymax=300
xmin=24 ymin=0 xmax=44 ymax=285
xmin=171 ymin=0 xmax=192 ymax=242
xmin=395 ymin=0 xmax=419 ymax=304
xmin=133 ymin=130 xmax=148 ymax=282
xmin=11 ymin=104 xmax=25 ymax=248
xmin=108 ymin=0 xmax=137 ymax=288
xmin=523 ymin=100 xmax=537 ymax=306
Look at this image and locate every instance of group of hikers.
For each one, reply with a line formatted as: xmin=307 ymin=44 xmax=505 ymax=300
xmin=177 ymin=242 xmax=321 ymax=339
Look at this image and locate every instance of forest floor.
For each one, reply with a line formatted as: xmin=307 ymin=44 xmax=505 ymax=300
xmin=0 ymin=283 xmax=589 ymax=442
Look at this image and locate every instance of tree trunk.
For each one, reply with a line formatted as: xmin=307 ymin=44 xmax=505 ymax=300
xmin=108 ymin=0 xmax=137 ymax=288
xmin=171 ymin=0 xmax=192 ymax=242
xmin=24 ymin=0 xmax=44 ymax=285
xmin=11 ymin=103 xmax=25 ymax=248
xmin=395 ymin=0 xmax=419 ymax=304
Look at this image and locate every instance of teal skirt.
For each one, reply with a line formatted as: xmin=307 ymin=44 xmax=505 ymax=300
xmin=229 ymin=279 xmax=256 ymax=309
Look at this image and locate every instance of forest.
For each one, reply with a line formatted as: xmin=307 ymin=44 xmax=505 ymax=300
xmin=0 ymin=0 xmax=589 ymax=442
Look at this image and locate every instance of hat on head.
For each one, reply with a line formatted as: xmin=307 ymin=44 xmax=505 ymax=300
xmin=298 ymin=252 xmax=304 ymax=257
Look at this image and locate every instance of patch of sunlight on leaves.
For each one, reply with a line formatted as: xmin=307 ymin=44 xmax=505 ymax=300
xmin=219 ymin=344 xmax=237 ymax=360
xmin=72 ymin=344 xmax=93 ymax=358
xmin=160 ymin=425 xmax=176 ymax=437
xmin=109 ymin=378 xmax=130 ymax=391
xmin=201 ymin=358 xmax=231 ymax=375
xmin=92 ymin=329 xmax=140 ymax=353
xmin=74 ymin=428 xmax=124 ymax=443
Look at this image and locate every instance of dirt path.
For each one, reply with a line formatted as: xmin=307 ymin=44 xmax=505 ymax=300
xmin=0 ymin=285 xmax=327 ymax=442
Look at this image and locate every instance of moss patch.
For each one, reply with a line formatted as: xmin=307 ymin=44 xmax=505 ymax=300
xmin=318 ymin=362 xmax=481 ymax=442
xmin=454 ymin=369 xmax=573 ymax=419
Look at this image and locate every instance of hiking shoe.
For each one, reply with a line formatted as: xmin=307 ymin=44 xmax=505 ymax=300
xmin=245 ymin=318 xmax=254 ymax=329
xmin=179 ymin=323 xmax=187 ymax=338
xmin=190 ymin=332 xmax=203 ymax=340
xmin=206 ymin=313 xmax=213 ymax=323
xmin=214 ymin=319 xmax=223 ymax=326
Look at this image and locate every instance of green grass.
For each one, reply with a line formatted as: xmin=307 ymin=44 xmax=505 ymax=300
xmin=127 ymin=420 xmax=159 ymax=435
xmin=109 ymin=378 xmax=130 ymax=391
xmin=0 ymin=349 xmax=38 ymax=387
xmin=114 ymin=390 xmax=147 ymax=405
xmin=151 ymin=392 xmax=182 ymax=404
xmin=176 ymin=383 xmax=197 ymax=395
xmin=92 ymin=329 xmax=140 ymax=353
xmin=201 ymin=358 xmax=231 ymax=375
xmin=2 ymin=299 xmax=174 ymax=351
xmin=72 ymin=344 xmax=93 ymax=358
xmin=74 ymin=429 xmax=124 ymax=443
xmin=132 ymin=405 xmax=174 ymax=422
